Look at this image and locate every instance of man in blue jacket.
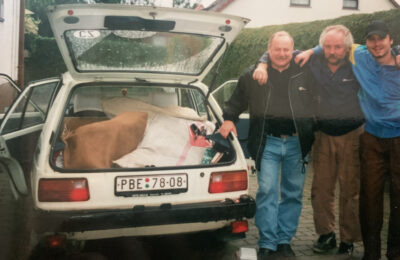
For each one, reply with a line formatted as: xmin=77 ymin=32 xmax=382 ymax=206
xmin=348 ymin=20 xmax=400 ymax=260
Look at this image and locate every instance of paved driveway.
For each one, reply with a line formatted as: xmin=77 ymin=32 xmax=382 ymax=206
xmin=231 ymin=163 xmax=390 ymax=259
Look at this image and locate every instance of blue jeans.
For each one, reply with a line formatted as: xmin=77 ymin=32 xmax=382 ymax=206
xmin=255 ymin=135 xmax=307 ymax=250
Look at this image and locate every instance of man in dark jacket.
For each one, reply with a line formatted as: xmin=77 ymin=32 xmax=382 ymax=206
xmin=305 ymin=25 xmax=364 ymax=255
xmin=219 ymin=31 xmax=316 ymax=258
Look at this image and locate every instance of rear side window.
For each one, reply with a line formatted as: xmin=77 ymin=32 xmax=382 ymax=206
xmin=0 ymin=75 xmax=20 ymax=125
xmin=52 ymin=84 xmax=234 ymax=171
xmin=0 ymin=0 xmax=4 ymax=23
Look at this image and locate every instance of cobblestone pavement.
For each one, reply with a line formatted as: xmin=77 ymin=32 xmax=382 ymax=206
xmin=230 ymin=165 xmax=390 ymax=260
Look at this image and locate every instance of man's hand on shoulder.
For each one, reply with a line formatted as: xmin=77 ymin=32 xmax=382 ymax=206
xmin=252 ymin=63 xmax=268 ymax=85
xmin=294 ymin=49 xmax=314 ymax=67
xmin=219 ymin=120 xmax=237 ymax=139
xmin=391 ymin=45 xmax=400 ymax=69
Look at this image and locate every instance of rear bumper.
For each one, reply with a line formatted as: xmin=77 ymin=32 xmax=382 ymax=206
xmin=34 ymin=195 xmax=256 ymax=233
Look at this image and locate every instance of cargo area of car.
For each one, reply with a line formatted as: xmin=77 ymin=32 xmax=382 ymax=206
xmin=51 ymin=83 xmax=236 ymax=171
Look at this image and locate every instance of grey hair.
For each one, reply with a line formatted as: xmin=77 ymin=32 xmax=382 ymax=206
xmin=268 ymin=31 xmax=294 ymax=49
xmin=319 ymin=25 xmax=354 ymax=49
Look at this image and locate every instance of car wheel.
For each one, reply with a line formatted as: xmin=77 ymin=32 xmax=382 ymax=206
xmin=10 ymin=186 xmax=36 ymax=260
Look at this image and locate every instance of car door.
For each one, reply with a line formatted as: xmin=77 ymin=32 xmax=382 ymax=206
xmin=0 ymin=76 xmax=61 ymax=197
xmin=211 ymin=80 xmax=251 ymax=158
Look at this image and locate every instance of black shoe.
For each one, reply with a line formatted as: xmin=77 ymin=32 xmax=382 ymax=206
xmin=337 ymin=242 xmax=354 ymax=255
xmin=313 ymin=232 xmax=337 ymax=253
xmin=258 ymin=248 xmax=276 ymax=259
xmin=276 ymin=244 xmax=295 ymax=257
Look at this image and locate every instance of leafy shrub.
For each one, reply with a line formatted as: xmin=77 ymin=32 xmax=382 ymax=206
xmin=24 ymin=35 xmax=66 ymax=83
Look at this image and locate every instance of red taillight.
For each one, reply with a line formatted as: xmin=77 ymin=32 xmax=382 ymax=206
xmin=232 ymin=220 xmax=248 ymax=234
xmin=208 ymin=170 xmax=247 ymax=193
xmin=39 ymin=178 xmax=89 ymax=202
xmin=45 ymin=234 xmax=67 ymax=248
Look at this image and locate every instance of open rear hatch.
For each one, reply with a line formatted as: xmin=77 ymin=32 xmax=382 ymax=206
xmin=47 ymin=5 xmax=250 ymax=173
xmin=47 ymin=4 xmax=250 ymax=82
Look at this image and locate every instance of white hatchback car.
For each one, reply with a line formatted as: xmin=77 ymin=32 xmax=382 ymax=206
xmin=0 ymin=4 xmax=255 ymax=251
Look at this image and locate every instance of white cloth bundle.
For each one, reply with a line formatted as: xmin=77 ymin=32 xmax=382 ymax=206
xmin=114 ymin=113 xmax=215 ymax=168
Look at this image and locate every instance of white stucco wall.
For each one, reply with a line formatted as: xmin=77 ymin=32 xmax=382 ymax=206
xmin=220 ymin=0 xmax=396 ymax=28
xmin=0 ymin=0 xmax=20 ymax=80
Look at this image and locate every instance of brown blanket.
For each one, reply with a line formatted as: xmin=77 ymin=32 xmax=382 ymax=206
xmin=63 ymin=111 xmax=148 ymax=169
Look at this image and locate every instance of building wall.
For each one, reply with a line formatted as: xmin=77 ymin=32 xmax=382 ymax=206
xmin=0 ymin=0 xmax=20 ymax=80
xmin=220 ymin=0 xmax=396 ymax=27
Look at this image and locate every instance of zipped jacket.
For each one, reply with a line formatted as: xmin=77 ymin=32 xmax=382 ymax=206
xmin=312 ymin=44 xmax=400 ymax=138
xmin=223 ymin=63 xmax=316 ymax=170
xmin=349 ymin=44 xmax=400 ymax=138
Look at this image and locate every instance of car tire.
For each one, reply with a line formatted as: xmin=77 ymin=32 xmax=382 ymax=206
xmin=11 ymin=186 xmax=36 ymax=260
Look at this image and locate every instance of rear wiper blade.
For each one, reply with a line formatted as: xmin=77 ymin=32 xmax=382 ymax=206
xmin=135 ymin=77 xmax=148 ymax=82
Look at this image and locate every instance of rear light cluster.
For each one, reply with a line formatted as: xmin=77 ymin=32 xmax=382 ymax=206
xmin=39 ymin=178 xmax=89 ymax=202
xmin=231 ymin=220 xmax=248 ymax=234
xmin=45 ymin=234 xmax=67 ymax=248
xmin=208 ymin=170 xmax=247 ymax=193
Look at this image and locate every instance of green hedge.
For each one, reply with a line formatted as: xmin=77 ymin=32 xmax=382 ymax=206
xmin=24 ymin=34 xmax=66 ymax=84
xmin=24 ymin=9 xmax=400 ymax=85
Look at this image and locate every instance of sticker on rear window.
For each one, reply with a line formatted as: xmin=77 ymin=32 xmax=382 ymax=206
xmin=73 ymin=30 xmax=100 ymax=39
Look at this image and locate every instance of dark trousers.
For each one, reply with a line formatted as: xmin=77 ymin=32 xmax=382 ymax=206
xmin=359 ymin=132 xmax=400 ymax=260
xmin=312 ymin=128 xmax=362 ymax=243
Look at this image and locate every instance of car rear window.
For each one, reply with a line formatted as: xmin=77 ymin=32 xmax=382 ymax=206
xmin=65 ymin=29 xmax=224 ymax=75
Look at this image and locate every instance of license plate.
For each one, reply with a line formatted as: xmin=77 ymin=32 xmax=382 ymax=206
xmin=115 ymin=173 xmax=188 ymax=196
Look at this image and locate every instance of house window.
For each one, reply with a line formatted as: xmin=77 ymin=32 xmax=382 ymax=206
xmin=0 ymin=0 xmax=4 ymax=22
xmin=290 ymin=0 xmax=311 ymax=7
xmin=343 ymin=0 xmax=358 ymax=9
